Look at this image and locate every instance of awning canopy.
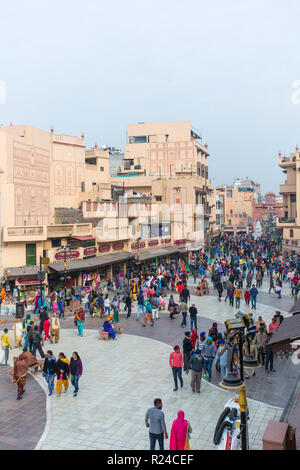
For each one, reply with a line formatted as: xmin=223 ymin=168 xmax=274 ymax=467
xmin=72 ymin=236 xmax=95 ymax=241
xmin=137 ymin=247 xmax=181 ymax=262
xmin=269 ymin=315 xmax=300 ymax=354
xmin=5 ymin=266 xmax=40 ymax=279
xmin=48 ymin=252 xmax=133 ymax=273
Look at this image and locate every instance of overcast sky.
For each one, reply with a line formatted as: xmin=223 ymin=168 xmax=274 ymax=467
xmin=1 ymin=0 xmax=300 ymax=193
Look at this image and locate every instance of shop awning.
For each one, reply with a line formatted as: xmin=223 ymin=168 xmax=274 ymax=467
xmin=5 ymin=266 xmax=40 ymax=279
xmin=72 ymin=236 xmax=95 ymax=241
xmin=48 ymin=252 xmax=133 ymax=273
xmin=269 ymin=315 xmax=300 ymax=354
xmin=137 ymin=246 xmax=182 ymax=261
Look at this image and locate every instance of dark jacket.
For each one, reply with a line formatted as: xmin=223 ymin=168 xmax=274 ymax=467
xmin=69 ymin=358 xmax=83 ymax=377
xmin=43 ymin=356 xmax=56 ymax=375
xmin=189 ymin=306 xmax=197 ymax=318
xmin=208 ymin=327 xmax=218 ymax=342
xmin=32 ymin=329 xmax=43 ymax=345
xmin=180 ymin=287 xmax=190 ymax=302
xmin=56 ymin=358 xmax=69 ymax=380
xmin=188 ymin=355 xmax=203 ymax=372
xmin=137 ymin=293 xmax=144 ymax=306
xmin=183 ymin=337 xmax=193 ymax=354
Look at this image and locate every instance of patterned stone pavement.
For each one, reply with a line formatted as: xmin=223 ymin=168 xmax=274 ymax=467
xmin=0 ymin=275 xmax=298 ymax=450
xmin=0 ymin=365 xmax=46 ymax=450
xmin=37 ymin=330 xmax=282 ymax=451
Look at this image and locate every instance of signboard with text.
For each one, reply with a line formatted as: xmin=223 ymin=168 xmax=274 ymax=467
xmin=84 ymin=247 xmax=97 ymax=257
xmin=55 ymin=251 xmax=80 ymax=260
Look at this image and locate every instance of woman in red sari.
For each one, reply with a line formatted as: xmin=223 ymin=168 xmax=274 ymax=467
xmin=169 ymin=410 xmax=192 ymax=450
xmin=190 ymin=328 xmax=199 ymax=348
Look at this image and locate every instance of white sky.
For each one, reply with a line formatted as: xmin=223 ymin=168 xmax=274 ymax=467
xmin=1 ymin=0 xmax=300 ymax=193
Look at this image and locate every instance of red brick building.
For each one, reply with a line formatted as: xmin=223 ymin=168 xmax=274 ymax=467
xmin=252 ymin=192 xmax=283 ymax=229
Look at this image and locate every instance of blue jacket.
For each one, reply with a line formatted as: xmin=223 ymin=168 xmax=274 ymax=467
xmin=137 ymin=293 xmax=145 ymax=306
xmin=250 ymin=287 xmax=258 ymax=298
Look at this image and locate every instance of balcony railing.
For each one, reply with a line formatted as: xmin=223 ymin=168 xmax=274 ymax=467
xmin=278 ymin=217 xmax=296 ymax=224
xmin=3 ymin=225 xmax=47 ymax=242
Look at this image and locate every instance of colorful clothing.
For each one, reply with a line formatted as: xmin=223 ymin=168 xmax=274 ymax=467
xmin=169 ymin=411 xmax=191 ymax=450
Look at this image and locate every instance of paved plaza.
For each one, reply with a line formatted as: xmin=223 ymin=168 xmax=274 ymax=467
xmin=11 ymin=330 xmax=283 ymax=451
xmin=0 ymin=276 xmax=298 ymax=450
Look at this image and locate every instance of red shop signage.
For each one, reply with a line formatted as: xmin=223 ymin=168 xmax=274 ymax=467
xmin=17 ymin=276 xmax=40 ymax=284
xmin=175 ymin=239 xmax=186 ymax=246
xmin=112 ymin=242 xmax=124 ymax=251
xmin=55 ymin=250 xmax=80 ymax=260
xmin=131 ymin=242 xmax=146 ymax=250
xmin=84 ymin=247 xmax=97 ymax=256
xmin=164 ymin=238 xmax=171 ymax=244
xmin=148 ymin=240 xmax=159 ymax=247
xmin=98 ymin=244 xmax=110 ymax=253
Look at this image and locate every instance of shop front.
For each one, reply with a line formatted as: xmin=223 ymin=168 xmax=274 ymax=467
xmin=48 ymin=251 xmax=134 ymax=292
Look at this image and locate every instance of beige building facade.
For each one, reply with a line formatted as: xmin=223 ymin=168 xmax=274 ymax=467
xmin=278 ymin=148 xmax=300 ymax=255
xmin=0 ymin=121 xmax=214 ymax=294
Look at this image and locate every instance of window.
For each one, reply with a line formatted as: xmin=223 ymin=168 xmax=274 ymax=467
xmin=291 ymin=194 xmax=296 ymax=203
xmin=124 ymin=159 xmax=134 ymax=170
xmin=26 ymin=244 xmax=36 ymax=266
xmin=52 ymin=238 xmax=61 ymax=248
xmin=155 ymin=196 xmax=162 ymax=201
xmin=290 ymin=229 xmax=294 ymax=238
xmin=81 ymin=181 xmax=85 ymax=192
xmin=100 ymin=167 xmax=104 ymax=171
xmin=129 ymin=135 xmax=147 ymax=144
xmin=82 ymin=239 xmax=96 ymax=248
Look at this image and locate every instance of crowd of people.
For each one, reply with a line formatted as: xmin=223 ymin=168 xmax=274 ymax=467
xmin=0 ymin=229 xmax=297 ymax=450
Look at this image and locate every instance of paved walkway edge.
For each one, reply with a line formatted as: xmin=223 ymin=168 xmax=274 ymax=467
xmin=31 ymin=372 xmax=52 ymax=451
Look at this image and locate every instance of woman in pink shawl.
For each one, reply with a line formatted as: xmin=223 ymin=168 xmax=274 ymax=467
xmin=169 ymin=410 xmax=192 ymax=450
xmin=142 ymin=284 xmax=148 ymax=302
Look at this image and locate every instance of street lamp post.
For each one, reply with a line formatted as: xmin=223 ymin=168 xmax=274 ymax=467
xmin=219 ymin=317 xmax=251 ymax=450
xmin=239 ymin=385 xmax=248 ymax=451
xmin=135 ymin=237 xmax=141 ymax=267
xmin=58 ymin=244 xmax=71 ymax=306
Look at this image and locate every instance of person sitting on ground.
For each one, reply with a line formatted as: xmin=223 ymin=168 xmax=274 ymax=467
xmin=103 ymin=317 xmax=116 ymax=340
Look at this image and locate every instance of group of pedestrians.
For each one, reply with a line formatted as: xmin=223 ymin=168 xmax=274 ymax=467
xmin=43 ymin=350 xmax=83 ymax=397
xmin=145 ymin=398 xmax=192 ymax=450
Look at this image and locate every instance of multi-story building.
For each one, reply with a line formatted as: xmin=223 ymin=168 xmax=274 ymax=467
xmin=0 ymin=125 xmax=127 ymax=293
xmin=112 ymin=120 xmax=212 ymax=245
xmin=233 ymin=177 xmax=260 ymax=197
xmin=0 ymin=122 xmax=213 ymax=296
xmin=278 ymin=148 xmax=300 ymax=255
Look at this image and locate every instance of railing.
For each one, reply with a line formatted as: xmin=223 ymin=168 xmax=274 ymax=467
xmin=279 ymin=156 xmax=297 ymax=163
xmin=7 ymin=227 xmax=44 ymax=236
xmin=278 ymin=217 xmax=295 ymax=223
xmin=3 ymin=225 xmax=47 ymax=242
